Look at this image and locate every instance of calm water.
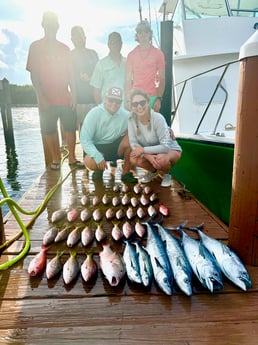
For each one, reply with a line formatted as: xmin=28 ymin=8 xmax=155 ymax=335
xmin=0 ymin=107 xmax=45 ymax=216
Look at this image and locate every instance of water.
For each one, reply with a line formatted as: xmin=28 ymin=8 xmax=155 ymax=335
xmin=0 ymin=107 xmax=45 ymax=216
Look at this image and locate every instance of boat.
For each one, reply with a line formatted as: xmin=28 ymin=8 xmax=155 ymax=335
xmin=159 ymin=0 xmax=258 ymax=224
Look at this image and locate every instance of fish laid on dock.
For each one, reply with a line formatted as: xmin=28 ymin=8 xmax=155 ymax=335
xmin=123 ymin=241 xmax=142 ymax=284
xmin=190 ymin=226 xmax=252 ymax=291
xmin=180 ymin=229 xmax=223 ymax=292
xmin=155 ymin=223 xmax=192 ymax=296
xmin=134 ymin=242 xmax=153 ymax=287
xmin=28 ymin=245 xmax=48 ymax=276
xmin=46 ymin=251 xmax=63 ymax=279
xmin=99 ymin=243 xmax=126 ymax=286
xmin=63 ymin=251 xmax=80 ymax=284
xmin=81 ymin=252 xmax=98 ymax=282
xmin=143 ymin=221 xmax=173 ymax=295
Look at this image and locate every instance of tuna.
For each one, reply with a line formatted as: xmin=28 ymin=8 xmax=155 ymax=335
xmin=155 ymin=223 xmax=192 ymax=296
xmin=123 ymin=241 xmax=142 ymax=284
xmin=134 ymin=242 xmax=153 ymax=287
xmin=180 ymin=229 xmax=223 ymax=292
xmin=142 ymin=221 xmax=173 ymax=295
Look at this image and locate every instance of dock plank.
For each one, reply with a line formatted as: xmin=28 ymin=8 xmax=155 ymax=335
xmin=0 ymin=161 xmax=256 ymax=344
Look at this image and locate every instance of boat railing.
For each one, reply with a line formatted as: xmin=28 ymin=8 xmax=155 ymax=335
xmin=171 ymin=59 xmax=239 ymax=135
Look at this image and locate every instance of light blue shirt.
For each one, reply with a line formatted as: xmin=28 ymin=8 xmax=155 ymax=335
xmin=90 ymin=54 xmax=126 ymax=100
xmin=80 ymin=103 xmax=129 ymax=164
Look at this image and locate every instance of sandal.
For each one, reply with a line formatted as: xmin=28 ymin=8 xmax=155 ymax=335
xmin=50 ymin=162 xmax=60 ymax=170
xmin=69 ymin=160 xmax=85 ymax=169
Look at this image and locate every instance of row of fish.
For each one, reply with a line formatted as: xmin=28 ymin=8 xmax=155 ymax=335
xmin=28 ymin=219 xmax=252 ymax=295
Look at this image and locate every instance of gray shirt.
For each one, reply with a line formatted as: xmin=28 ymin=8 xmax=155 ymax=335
xmin=128 ymin=110 xmax=182 ymax=154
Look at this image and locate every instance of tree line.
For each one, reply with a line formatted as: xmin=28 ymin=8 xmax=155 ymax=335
xmin=9 ymin=84 xmax=37 ymax=106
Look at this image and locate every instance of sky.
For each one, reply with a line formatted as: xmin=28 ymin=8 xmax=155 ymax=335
xmin=0 ymin=0 xmax=165 ymax=85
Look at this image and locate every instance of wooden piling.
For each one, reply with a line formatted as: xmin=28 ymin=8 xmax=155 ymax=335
xmin=0 ymin=79 xmax=15 ymax=148
xmin=228 ymin=31 xmax=258 ymax=265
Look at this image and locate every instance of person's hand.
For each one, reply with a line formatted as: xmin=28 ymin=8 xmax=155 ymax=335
xmin=131 ymin=145 xmax=144 ymax=158
xmin=97 ymin=160 xmax=107 ymax=170
xmin=153 ymin=98 xmax=161 ymax=112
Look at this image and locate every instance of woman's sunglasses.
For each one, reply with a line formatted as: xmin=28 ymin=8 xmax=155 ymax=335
xmin=131 ymin=99 xmax=147 ymax=108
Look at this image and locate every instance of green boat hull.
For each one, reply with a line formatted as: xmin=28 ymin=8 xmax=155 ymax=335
xmin=171 ymin=137 xmax=234 ymax=225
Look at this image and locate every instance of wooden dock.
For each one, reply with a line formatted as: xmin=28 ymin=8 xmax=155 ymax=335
xmin=1 ymin=160 xmax=258 ymax=345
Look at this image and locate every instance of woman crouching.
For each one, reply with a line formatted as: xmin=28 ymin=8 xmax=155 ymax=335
xmin=128 ymin=89 xmax=182 ymax=187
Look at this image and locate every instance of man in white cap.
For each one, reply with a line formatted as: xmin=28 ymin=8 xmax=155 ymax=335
xmin=26 ymin=11 xmax=84 ymax=170
xmin=80 ymin=86 xmax=137 ymax=183
xmin=125 ymin=20 xmax=165 ymax=112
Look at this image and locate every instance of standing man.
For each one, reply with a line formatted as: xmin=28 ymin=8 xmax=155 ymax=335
xmin=90 ymin=32 xmax=126 ymax=105
xmin=70 ymin=25 xmax=99 ymax=131
xmin=125 ymin=20 xmax=165 ymax=112
xmin=80 ymin=86 xmax=137 ymax=183
xmin=26 ymin=11 xmax=83 ymax=170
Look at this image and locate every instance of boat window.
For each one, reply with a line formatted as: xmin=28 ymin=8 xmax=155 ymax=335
xmin=191 ymin=76 xmax=226 ymax=104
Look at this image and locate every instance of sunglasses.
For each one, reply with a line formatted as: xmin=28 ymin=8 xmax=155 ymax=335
xmin=131 ymin=99 xmax=147 ymax=108
xmin=107 ymin=98 xmax=122 ymax=105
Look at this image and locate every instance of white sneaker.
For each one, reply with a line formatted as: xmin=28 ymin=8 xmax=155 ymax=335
xmin=161 ymin=174 xmax=171 ymax=187
xmin=140 ymin=171 xmax=158 ymax=183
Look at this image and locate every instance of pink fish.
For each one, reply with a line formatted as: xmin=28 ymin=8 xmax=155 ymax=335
xmin=99 ymin=243 xmax=125 ymax=286
xmin=159 ymin=203 xmax=170 ymax=216
xmin=135 ymin=221 xmax=146 ymax=238
xmin=28 ymin=245 xmax=49 ymax=276
xmin=63 ymin=251 xmax=80 ymax=285
xmin=67 ymin=208 xmax=79 ymax=222
xmin=81 ymin=252 xmax=98 ymax=282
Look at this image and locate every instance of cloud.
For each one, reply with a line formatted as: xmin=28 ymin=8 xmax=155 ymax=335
xmin=0 ymin=0 xmax=164 ymax=84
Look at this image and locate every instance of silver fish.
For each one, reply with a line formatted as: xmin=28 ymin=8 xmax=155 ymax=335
xmin=143 ymin=221 xmax=173 ymax=295
xmin=123 ymin=241 xmax=142 ymax=284
xmin=121 ymin=194 xmax=130 ymax=206
xmin=126 ymin=206 xmax=136 ymax=220
xmin=54 ymin=226 xmax=71 ymax=243
xmin=102 ymin=193 xmax=111 ymax=205
xmin=63 ymin=251 xmax=80 ymax=284
xmin=51 ymin=209 xmax=67 ymax=223
xmin=180 ymin=230 xmax=223 ymax=292
xmin=193 ymin=227 xmax=252 ymax=291
xmin=122 ymin=221 xmax=134 ymax=239
xmin=81 ymin=252 xmax=98 ymax=282
xmin=136 ymin=207 xmax=147 ymax=219
xmin=95 ymin=224 xmax=107 ymax=242
xmin=42 ymin=227 xmax=58 ymax=246
xmin=92 ymin=208 xmax=103 ymax=222
xmin=80 ymin=195 xmax=90 ymax=206
xmin=81 ymin=226 xmax=95 ymax=246
xmin=111 ymin=222 xmax=124 ymax=241
xmin=155 ymin=224 xmax=192 ymax=296
xmin=99 ymin=243 xmax=126 ymax=286
xmin=130 ymin=196 xmax=139 ymax=208
xmin=92 ymin=195 xmax=101 ymax=206
xmin=112 ymin=195 xmax=120 ymax=207
xmin=105 ymin=207 xmax=115 ymax=220
xmin=80 ymin=208 xmax=92 ymax=222
xmin=46 ymin=251 xmax=63 ymax=279
xmin=134 ymin=242 xmax=153 ymax=287
xmin=66 ymin=226 xmax=81 ymax=247
xmin=135 ymin=221 xmax=146 ymax=237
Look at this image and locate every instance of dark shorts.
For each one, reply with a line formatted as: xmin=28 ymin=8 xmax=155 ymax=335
xmin=39 ymin=106 xmax=77 ymax=135
xmin=95 ymin=136 xmax=124 ymax=162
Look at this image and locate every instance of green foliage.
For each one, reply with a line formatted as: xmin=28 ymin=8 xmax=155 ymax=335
xmin=9 ymin=84 xmax=37 ymax=106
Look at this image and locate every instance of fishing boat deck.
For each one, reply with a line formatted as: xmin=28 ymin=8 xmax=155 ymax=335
xmin=1 ymin=156 xmax=258 ymax=345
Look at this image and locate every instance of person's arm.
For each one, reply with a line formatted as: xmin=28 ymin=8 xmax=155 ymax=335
xmin=153 ymin=68 xmax=165 ymax=112
xmin=80 ymin=111 xmax=104 ymax=164
xmin=92 ymin=87 xmax=101 ymax=105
